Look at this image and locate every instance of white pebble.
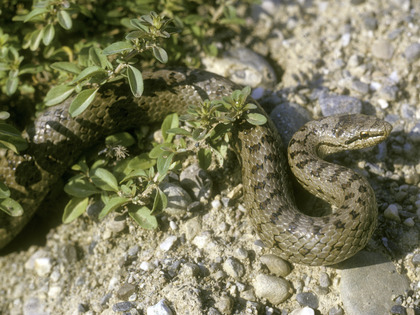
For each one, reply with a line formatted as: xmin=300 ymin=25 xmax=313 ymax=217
xmin=377 ymin=99 xmax=389 ymax=109
xmin=147 ymin=299 xmax=173 ymax=315
xmin=34 ymin=258 xmax=52 ymax=277
xmin=384 ymin=204 xmax=401 ymax=222
xmin=140 ymin=261 xmax=155 ymax=271
xmin=169 ymin=221 xmax=178 ymax=230
xmin=211 ymin=199 xmax=222 ymax=210
xmin=159 ymin=236 xmax=177 ymax=251
xmin=290 ymin=306 xmax=315 ymax=315
xmin=254 ymin=274 xmax=291 ymax=304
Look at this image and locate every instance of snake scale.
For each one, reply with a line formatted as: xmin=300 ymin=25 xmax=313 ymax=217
xmin=0 ymin=68 xmax=392 ymax=265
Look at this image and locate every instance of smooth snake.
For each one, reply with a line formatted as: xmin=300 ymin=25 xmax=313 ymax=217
xmin=0 ymin=68 xmax=392 ymax=265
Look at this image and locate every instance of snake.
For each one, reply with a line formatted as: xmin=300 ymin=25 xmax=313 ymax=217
xmin=0 ymin=68 xmax=392 ymax=265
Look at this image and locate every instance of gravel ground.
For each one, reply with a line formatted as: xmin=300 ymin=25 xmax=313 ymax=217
xmin=1 ymin=0 xmax=420 ymax=314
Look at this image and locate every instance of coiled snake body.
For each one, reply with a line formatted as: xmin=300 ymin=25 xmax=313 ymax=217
xmin=0 ymin=68 xmax=391 ymax=265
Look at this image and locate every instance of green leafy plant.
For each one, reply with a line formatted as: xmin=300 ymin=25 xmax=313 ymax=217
xmin=62 ymin=86 xmax=266 ymax=227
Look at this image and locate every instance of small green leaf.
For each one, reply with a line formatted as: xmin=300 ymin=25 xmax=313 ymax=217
xmin=90 ymin=167 xmax=119 ymax=192
xmin=71 ymin=158 xmax=89 ymax=173
xmin=58 ymin=10 xmax=72 ymax=30
xmin=29 ymin=28 xmax=44 ymax=51
xmin=0 ymin=182 xmax=11 ymax=199
xmin=42 ymin=24 xmax=55 ymax=45
xmin=246 ymin=113 xmax=267 ymax=126
xmin=102 ymin=41 xmax=133 ymax=55
xmin=64 ymin=175 xmax=100 ymax=197
xmin=127 ymin=65 xmax=143 ymax=98
xmin=130 ymin=18 xmax=149 ymax=32
xmin=198 ymin=148 xmax=212 ymax=170
xmin=157 ymin=151 xmax=174 ymax=177
xmin=149 ymin=143 xmax=167 ymax=159
xmin=69 ymin=88 xmax=98 ymax=117
xmin=0 ymin=112 xmax=10 ymax=120
xmin=98 ymin=196 xmax=129 ymax=220
xmin=89 ymin=47 xmax=109 ymax=68
xmin=129 ymin=206 xmax=158 ymax=230
xmin=166 ymin=128 xmax=191 ymax=136
xmin=152 ymin=188 xmax=167 ymax=213
xmin=71 ymin=66 xmax=105 ymax=84
xmin=0 ymin=123 xmax=28 ymax=152
xmin=5 ymin=77 xmax=18 ymax=96
xmin=50 ymin=62 xmax=81 ymax=74
xmin=0 ymin=198 xmax=23 ymax=216
xmin=23 ymin=8 xmax=48 ymax=22
xmin=161 ymin=113 xmax=179 ymax=142
xmin=105 ymin=132 xmax=135 ymax=147
xmin=127 ymin=153 xmax=156 ymax=171
xmin=44 ymin=85 xmax=75 ymax=106
xmin=62 ymin=197 xmax=89 ymax=223
xmin=152 ymin=46 xmax=168 ymax=63
xmin=0 ymin=63 xmax=10 ymax=71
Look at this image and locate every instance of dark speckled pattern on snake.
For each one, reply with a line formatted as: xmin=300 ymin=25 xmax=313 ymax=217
xmin=0 ymin=68 xmax=392 ymax=265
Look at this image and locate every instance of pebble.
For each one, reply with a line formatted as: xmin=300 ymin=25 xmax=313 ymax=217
xmin=223 ymin=257 xmax=245 ymax=279
xmin=403 ymin=218 xmax=415 ymax=227
xmin=34 ymin=257 xmax=53 ymax=277
xmin=351 ymin=80 xmax=369 ymax=94
xmin=147 ymin=299 xmax=173 ymax=315
xmin=269 ymin=101 xmax=311 ymax=145
xmin=318 ymin=93 xmax=362 ymax=116
xmin=404 ymin=43 xmax=420 ymax=63
xmin=371 ymin=40 xmax=394 ymax=60
xmin=117 ymin=283 xmax=136 ymax=299
xmin=23 ymin=297 xmax=47 ymax=315
xmin=384 ymin=204 xmax=401 ymax=222
xmin=202 ymin=46 xmax=277 ymax=89
xmin=159 ymin=235 xmax=178 ymax=252
xmin=290 ymin=306 xmax=315 ymax=315
xmin=412 ymin=254 xmax=420 ymax=265
xmin=215 ymin=294 xmax=234 ymax=314
xmin=184 ymin=216 xmax=202 ymax=241
xmin=160 ymin=183 xmax=192 ymax=216
xmin=379 ymin=85 xmax=398 ymax=101
xmin=112 ymin=301 xmax=135 ymax=312
xmin=254 ymin=274 xmax=291 ymax=304
xmin=140 ymin=261 xmax=155 ymax=271
xmin=339 ymin=251 xmax=410 ymax=315
xmin=179 ymin=164 xmax=213 ymax=200
xmin=328 ymin=305 xmax=344 ymax=315
xmin=390 ymin=305 xmax=407 ymax=315
xmin=408 ymin=122 xmax=420 ymax=142
xmin=296 ymin=292 xmax=319 ymax=309
xmin=319 ymin=272 xmax=331 ymax=288
xmin=260 ymin=254 xmax=291 ymax=277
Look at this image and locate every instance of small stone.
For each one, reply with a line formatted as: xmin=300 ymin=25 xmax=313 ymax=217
xmin=128 ymin=245 xmax=139 ymax=256
xmin=78 ymin=303 xmax=89 ymax=313
xmin=181 ymin=263 xmax=201 ymax=277
xmin=34 ymin=257 xmax=52 ymax=277
xmin=404 ymin=43 xmax=420 ymax=63
xmin=241 ymin=289 xmax=257 ymax=302
xmin=371 ymin=40 xmax=394 ymax=60
xmin=384 ymin=204 xmax=401 ymax=222
xmin=254 ymin=274 xmax=291 ymax=304
xmin=159 ymin=235 xmax=178 ymax=251
xmin=179 ymin=164 xmax=212 ymax=200
xmin=319 ymin=94 xmax=362 ymax=116
xmin=223 ymin=257 xmax=245 ymax=279
xmin=112 ymin=301 xmax=135 ymax=312
xmin=215 ymin=294 xmax=233 ymax=314
xmin=351 ymin=80 xmax=369 ymax=94
xmin=391 ymin=305 xmax=407 ymax=315
xmin=379 ymin=85 xmax=398 ymax=101
xmin=409 ymin=122 xmax=420 ymax=143
xmin=412 ymin=254 xmax=420 ymax=265
xmin=140 ymin=261 xmax=155 ymax=271
xmin=260 ymin=254 xmax=291 ymax=277
xmin=403 ymin=218 xmax=415 ymax=227
xmin=328 ymin=305 xmax=344 ymax=315
xmin=117 ymin=283 xmax=136 ymax=299
xmin=234 ymin=248 xmax=249 ymax=260
xmin=319 ymin=272 xmax=331 ymax=288
xmin=362 ymin=14 xmax=377 ymax=30
xmin=211 ymin=199 xmax=222 ymax=210
xmin=147 ymin=299 xmax=173 ymax=315
xmin=107 ymin=217 xmax=126 ymax=233
xmin=184 ymin=216 xmax=202 ymax=241
xmin=296 ymin=292 xmax=319 ymax=309
xmin=161 ymin=182 xmax=192 ymax=215
xmin=290 ymin=306 xmax=315 ymax=315
xmin=24 ymin=297 xmax=47 ymax=315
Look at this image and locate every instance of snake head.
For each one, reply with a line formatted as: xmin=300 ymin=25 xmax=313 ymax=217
xmin=314 ymin=114 xmax=393 ymax=157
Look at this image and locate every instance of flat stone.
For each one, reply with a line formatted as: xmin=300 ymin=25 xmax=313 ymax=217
xmin=254 ymin=274 xmax=291 ymax=304
xmin=319 ymin=94 xmax=362 ymax=116
xmin=371 ymin=40 xmax=394 ymax=60
xmin=260 ymin=254 xmax=291 ymax=277
xmin=404 ymin=43 xmax=420 ymax=63
xmin=339 ymin=251 xmax=410 ymax=315
xmin=296 ymin=292 xmax=319 ymax=309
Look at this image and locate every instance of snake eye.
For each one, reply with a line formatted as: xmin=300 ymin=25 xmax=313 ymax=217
xmin=360 ymin=131 xmax=369 ymax=139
